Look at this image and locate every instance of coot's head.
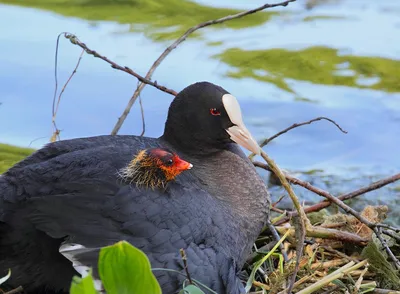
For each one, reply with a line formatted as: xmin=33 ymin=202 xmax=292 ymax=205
xmin=163 ymin=82 xmax=260 ymax=155
xmin=119 ymin=148 xmax=193 ymax=189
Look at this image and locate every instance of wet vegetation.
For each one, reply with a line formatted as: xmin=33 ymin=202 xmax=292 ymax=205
xmin=0 ymin=144 xmax=34 ymax=174
xmin=0 ymin=0 xmax=279 ymax=41
xmin=215 ymin=46 xmax=400 ymax=94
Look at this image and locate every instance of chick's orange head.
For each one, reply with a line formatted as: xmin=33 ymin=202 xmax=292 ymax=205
xmin=147 ymin=148 xmax=193 ymax=180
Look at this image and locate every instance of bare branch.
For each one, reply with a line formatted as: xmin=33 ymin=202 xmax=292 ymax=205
xmin=53 ymin=50 xmax=84 ymax=119
xmin=260 ymin=150 xmax=307 ymax=293
xmin=63 ymin=33 xmax=178 ymax=97
xmin=249 ymin=116 xmax=347 ymax=160
xmin=254 ymin=160 xmax=400 ymax=266
xmin=138 ymin=88 xmax=146 ymax=137
xmin=180 ymin=248 xmax=193 ymax=285
xmin=374 ymin=227 xmax=400 ymax=270
xmin=382 ymin=229 xmax=400 ymax=242
xmin=251 ymin=166 xmax=400 ymax=226
xmin=110 ymin=0 xmax=297 ymax=135
xmin=262 ymin=117 xmax=347 ymax=147
xmin=52 ymin=34 xmax=84 ymax=142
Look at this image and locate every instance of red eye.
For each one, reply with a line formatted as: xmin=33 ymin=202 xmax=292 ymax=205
xmin=210 ymin=108 xmax=221 ymax=116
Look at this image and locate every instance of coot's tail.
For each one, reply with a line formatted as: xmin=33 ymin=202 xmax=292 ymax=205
xmin=59 ymin=243 xmax=104 ymax=292
xmin=0 ymin=175 xmax=77 ymax=293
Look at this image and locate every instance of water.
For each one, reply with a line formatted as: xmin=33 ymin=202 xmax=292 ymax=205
xmin=0 ymin=0 xmax=399 ymax=218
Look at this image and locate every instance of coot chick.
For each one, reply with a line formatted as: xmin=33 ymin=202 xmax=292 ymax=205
xmin=119 ymin=147 xmax=193 ymax=189
xmin=0 ymin=81 xmax=270 ymax=294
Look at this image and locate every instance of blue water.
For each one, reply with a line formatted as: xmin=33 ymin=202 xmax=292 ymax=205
xmin=0 ymin=0 xmax=399 ymax=212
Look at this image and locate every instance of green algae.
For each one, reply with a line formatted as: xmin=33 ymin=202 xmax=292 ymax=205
xmin=207 ymin=41 xmax=224 ymax=47
xmin=0 ymin=143 xmax=34 ymax=174
xmin=0 ymin=0 xmax=278 ymax=41
xmin=302 ymin=15 xmax=348 ymax=22
xmin=361 ymin=240 xmax=400 ymax=290
xmin=215 ymin=46 xmax=400 ymax=94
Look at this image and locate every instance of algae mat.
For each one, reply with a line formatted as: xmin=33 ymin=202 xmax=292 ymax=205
xmin=0 ymin=144 xmax=34 ymax=174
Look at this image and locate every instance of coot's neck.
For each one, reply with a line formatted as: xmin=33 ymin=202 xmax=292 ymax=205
xmin=161 ymin=128 xmax=223 ymax=157
xmin=161 ymin=137 xmax=270 ymax=268
xmin=198 ymin=146 xmax=269 ymax=264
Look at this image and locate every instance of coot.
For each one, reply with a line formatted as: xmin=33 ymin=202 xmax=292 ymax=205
xmin=0 ymin=82 xmax=270 ymax=294
xmin=118 ymin=147 xmax=193 ymax=189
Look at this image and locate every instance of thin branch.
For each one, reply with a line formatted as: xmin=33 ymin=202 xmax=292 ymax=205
xmin=271 ymin=206 xmax=285 ymax=214
xmin=255 ymin=161 xmax=400 ymax=268
xmin=289 ymin=171 xmax=400 ymax=227
xmin=52 ymin=32 xmax=64 ymax=118
xmin=260 ymin=150 xmax=307 ymax=294
xmin=254 ymin=161 xmax=400 ymax=227
xmin=374 ymin=227 xmax=400 ymax=270
xmin=382 ymin=229 xmax=400 ymax=242
xmin=52 ymin=34 xmax=84 ymax=142
xmin=249 ymin=116 xmax=347 ymax=160
xmin=272 ymin=194 xmax=286 ymax=207
xmin=138 ymin=91 xmax=146 ymax=137
xmin=180 ymin=248 xmax=193 ymax=285
xmin=63 ymin=33 xmax=177 ymax=97
xmin=53 ymin=49 xmax=84 ymax=119
xmin=28 ymin=136 xmax=48 ymax=147
xmin=261 ymin=117 xmax=347 ymax=147
xmin=320 ymin=245 xmax=360 ymax=263
xmin=110 ymin=0 xmax=297 ymax=135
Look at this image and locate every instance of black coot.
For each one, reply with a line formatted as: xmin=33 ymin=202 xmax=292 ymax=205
xmin=0 ymin=82 xmax=270 ymax=294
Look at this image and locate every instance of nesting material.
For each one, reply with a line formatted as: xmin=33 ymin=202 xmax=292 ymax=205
xmin=247 ymin=205 xmax=400 ymax=294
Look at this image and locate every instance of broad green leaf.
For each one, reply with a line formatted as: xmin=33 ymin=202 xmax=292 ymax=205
xmin=99 ymin=241 xmax=161 ymax=294
xmin=70 ymin=271 xmax=98 ymax=294
xmin=0 ymin=269 xmax=11 ymax=285
xmin=179 ymin=284 xmax=206 ymax=294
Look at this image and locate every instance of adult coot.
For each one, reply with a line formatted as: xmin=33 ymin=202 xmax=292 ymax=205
xmin=0 ymin=82 xmax=270 ymax=294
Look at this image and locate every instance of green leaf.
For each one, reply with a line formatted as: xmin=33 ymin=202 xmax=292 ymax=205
xmin=98 ymin=241 xmax=161 ymax=294
xmin=179 ymin=284 xmax=206 ymax=294
xmin=0 ymin=269 xmax=11 ymax=285
xmin=69 ymin=271 xmax=98 ymax=294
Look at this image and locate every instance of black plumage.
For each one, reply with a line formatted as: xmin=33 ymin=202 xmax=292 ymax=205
xmin=0 ymin=82 xmax=270 ymax=294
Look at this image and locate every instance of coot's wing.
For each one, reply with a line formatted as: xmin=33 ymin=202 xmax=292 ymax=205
xmin=9 ymin=135 xmax=150 ymax=170
xmin=51 ymin=182 xmax=244 ymax=294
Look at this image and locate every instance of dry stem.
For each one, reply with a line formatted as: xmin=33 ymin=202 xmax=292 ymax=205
xmin=260 ymin=170 xmax=400 ymax=226
xmin=64 ymin=33 xmax=178 ymax=96
xmin=260 ymin=150 xmax=307 ymax=293
xmin=52 ymin=33 xmax=85 ymax=142
xmin=180 ymin=248 xmax=193 ymax=285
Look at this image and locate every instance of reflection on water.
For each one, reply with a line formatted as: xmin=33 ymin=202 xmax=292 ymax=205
xmin=0 ymin=0 xmax=278 ymax=40
xmin=216 ymin=46 xmax=400 ymax=93
xmin=0 ymin=0 xmax=399 ymax=215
